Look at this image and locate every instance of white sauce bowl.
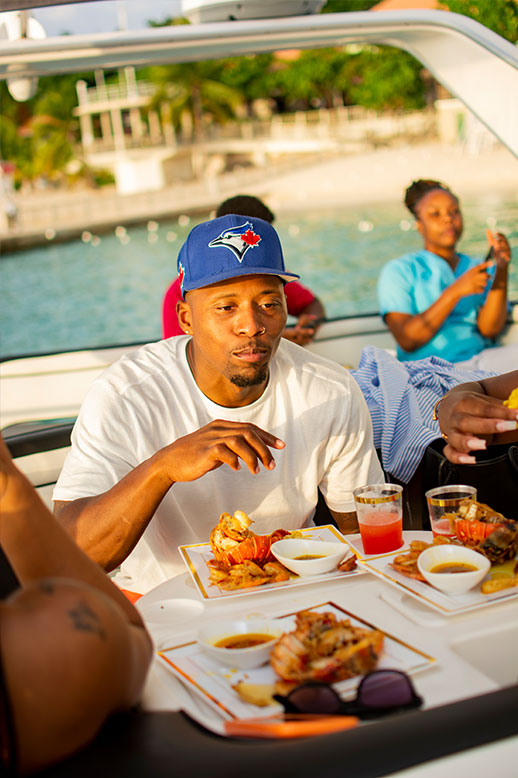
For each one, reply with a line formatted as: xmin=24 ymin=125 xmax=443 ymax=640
xmin=197 ymin=618 xmax=283 ymax=669
xmin=270 ymin=538 xmax=350 ymax=576
xmin=417 ymin=545 xmax=491 ymax=595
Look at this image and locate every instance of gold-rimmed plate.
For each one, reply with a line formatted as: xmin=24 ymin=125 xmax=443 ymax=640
xmin=179 ymin=525 xmax=364 ymax=600
xmin=357 ymin=532 xmax=518 ymax=615
xmin=157 ymin=601 xmax=436 ymax=722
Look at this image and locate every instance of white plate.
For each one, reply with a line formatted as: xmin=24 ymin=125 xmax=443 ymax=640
xmin=157 ymin=601 xmax=436 ymax=721
xmin=139 ymin=598 xmax=205 ymax=627
xmin=137 ymin=598 xmax=206 ymax=649
xmin=344 ymin=530 xmax=432 ymax=561
xmin=356 ymin=532 xmax=518 ymax=615
xmin=179 ymin=525 xmax=364 ymax=600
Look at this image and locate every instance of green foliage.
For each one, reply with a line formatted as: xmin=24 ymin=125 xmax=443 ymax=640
xmin=218 ymin=54 xmax=274 ymax=102
xmin=271 ymin=49 xmax=346 ymax=108
xmin=91 ymin=168 xmax=116 ymax=187
xmin=264 ymin=45 xmax=426 ymax=112
xmin=0 ymin=73 xmax=92 ymax=187
xmin=442 ymin=0 xmax=518 ymax=43
xmin=321 ymin=1 xmax=379 ymax=11
xmin=144 ymin=61 xmax=242 ymax=138
xmin=341 ymin=47 xmax=427 ymax=111
xmin=11 ymin=0 xmax=515 ymax=184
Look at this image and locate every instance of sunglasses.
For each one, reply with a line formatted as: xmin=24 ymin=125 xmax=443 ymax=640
xmin=273 ymin=670 xmax=423 ymax=720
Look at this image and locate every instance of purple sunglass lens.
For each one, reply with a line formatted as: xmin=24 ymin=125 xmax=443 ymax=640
xmin=289 ymin=685 xmax=341 ymax=714
xmin=360 ymin=672 xmax=414 ymax=708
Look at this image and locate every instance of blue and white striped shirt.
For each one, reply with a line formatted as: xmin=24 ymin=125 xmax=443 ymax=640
xmin=351 ymin=346 xmax=495 ymax=483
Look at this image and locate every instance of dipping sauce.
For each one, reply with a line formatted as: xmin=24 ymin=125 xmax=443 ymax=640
xmin=429 ymin=562 xmax=479 ymax=574
xmin=293 ymin=554 xmax=326 ymax=560
xmin=214 ymin=634 xmax=275 ymax=650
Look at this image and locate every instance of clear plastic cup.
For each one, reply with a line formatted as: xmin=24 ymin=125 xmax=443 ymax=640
xmin=353 ymin=484 xmax=403 ymax=555
xmin=425 ymin=485 xmax=477 ymax=538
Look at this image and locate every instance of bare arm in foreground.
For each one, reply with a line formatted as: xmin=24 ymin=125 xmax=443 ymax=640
xmin=0 ymin=434 xmax=153 ymax=775
xmin=436 ymin=371 xmax=518 ymax=464
xmin=54 ymin=420 xmax=285 ymax=572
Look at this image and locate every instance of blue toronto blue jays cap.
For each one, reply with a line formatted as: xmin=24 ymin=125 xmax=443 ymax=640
xmin=177 ymin=214 xmax=299 ymax=296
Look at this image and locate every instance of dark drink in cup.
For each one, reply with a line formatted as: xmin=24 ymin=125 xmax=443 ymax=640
xmin=425 ymin=486 xmax=477 ymax=539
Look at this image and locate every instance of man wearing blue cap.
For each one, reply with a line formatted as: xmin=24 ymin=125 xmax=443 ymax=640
xmin=54 ymin=215 xmax=382 ymax=593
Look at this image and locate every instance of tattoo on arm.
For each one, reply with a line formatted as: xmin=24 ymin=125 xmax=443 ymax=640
xmin=68 ymin=601 xmax=107 ymax=641
xmin=38 ymin=581 xmax=55 ymax=595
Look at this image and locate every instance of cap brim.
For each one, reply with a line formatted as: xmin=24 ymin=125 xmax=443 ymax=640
xmin=182 ymin=266 xmax=299 ymax=291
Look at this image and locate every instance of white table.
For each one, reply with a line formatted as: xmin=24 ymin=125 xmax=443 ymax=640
xmin=136 ymin=538 xmax=518 ymax=722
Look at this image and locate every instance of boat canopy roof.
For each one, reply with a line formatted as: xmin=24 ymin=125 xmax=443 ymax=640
xmin=0 ymin=6 xmax=517 ymax=155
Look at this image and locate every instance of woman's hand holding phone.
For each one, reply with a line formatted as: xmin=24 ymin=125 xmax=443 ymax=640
xmin=486 ymin=228 xmax=511 ymax=270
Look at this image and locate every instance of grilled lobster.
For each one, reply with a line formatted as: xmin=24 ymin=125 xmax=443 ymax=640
xmin=209 ymin=510 xmax=290 ymax=567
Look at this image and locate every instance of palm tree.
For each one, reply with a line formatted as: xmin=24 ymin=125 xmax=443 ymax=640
xmin=145 ymin=62 xmax=243 ymax=142
xmin=0 ymin=74 xmax=87 ymax=187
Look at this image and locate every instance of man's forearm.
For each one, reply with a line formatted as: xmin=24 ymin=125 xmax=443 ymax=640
xmin=330 ymin=510 xmax=359 ymax=535
xmin=55 ymin=450 xmax=174 ymax=572
xmin=1 ymin=446 xmax=147 ymax=628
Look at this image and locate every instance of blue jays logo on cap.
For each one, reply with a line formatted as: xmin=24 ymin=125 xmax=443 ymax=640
xmin=177 ymin=213 xmax=299 ymax=296
xmin=208 ymin=221 xmax=261 ymax=263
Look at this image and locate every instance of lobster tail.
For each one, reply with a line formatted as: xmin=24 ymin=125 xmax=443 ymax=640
xmin=454 ymin=519 xmax=503 ymax=546
xmin=209 ymin=511 xmax=291 ymax=567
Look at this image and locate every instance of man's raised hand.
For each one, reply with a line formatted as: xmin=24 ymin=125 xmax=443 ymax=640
xmin=158 ymin=420 xmax=285 ymax=484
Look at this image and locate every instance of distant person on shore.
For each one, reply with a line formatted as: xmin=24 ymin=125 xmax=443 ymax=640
xmin=53 ymin=214 xmax=382 ymax=594
xmin=162 ymin=195 xmax=326 ymax=346
xmin=377 ymin=179 xmax=516 ymax=371
xmin=0 ymin=433 xmax=152 ymax=776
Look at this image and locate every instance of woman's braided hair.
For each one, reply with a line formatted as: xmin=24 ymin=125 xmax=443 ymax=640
xmin=404 ymin=179 xmax=457 ymax=217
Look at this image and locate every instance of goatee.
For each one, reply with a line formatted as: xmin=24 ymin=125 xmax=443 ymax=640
xmin=230 ymin=366 xmax=268 ymax=388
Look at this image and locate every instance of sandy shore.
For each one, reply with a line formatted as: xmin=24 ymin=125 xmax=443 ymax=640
xmin=263 ymin=141 xmax=518 ymax=213
xmin=2 ymin=140 xmax=517 ymax=251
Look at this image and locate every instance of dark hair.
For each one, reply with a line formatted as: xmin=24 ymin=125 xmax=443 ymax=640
xmin=216 ymin=195 xmax=275 ymax=223
xmin=404 ymin=179 xmax=457 ymax=217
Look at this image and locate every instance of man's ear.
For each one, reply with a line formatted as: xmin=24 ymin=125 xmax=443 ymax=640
xmin=176 ymin=299 xmax=193 ymax=334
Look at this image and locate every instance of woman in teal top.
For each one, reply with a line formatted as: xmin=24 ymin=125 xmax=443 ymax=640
xmin=377 ymin=179 xmax=512 ymax=365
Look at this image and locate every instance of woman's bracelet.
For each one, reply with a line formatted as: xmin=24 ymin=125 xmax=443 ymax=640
xmin=432 ymin=397 xmax=448 ymax=441
xmin=432 ymin=397 xmax=444 ymax=422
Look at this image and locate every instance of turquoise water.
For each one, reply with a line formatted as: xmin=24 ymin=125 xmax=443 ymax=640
xmin=1 ymin=196 xmax=517 ymax=359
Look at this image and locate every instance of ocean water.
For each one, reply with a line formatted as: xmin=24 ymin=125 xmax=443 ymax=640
xmin=1 ymin=196 xmax=517 ymax=359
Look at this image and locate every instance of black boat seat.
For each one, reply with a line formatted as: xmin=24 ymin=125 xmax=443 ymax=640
xmin=31 ymin=687 xmax=518 ymax=778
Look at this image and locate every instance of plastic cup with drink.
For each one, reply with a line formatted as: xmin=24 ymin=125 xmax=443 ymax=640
xmin=353 ymin=483 xmax=404 ymax=555
xmin=425 ymin=485 xmax=477 ymax=539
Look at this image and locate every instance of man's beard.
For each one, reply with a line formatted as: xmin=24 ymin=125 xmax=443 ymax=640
xmin=229 ymin=365 xmax=268 ymax=388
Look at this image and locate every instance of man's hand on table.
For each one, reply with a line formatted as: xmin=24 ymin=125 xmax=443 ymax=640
xmin=159 ymin=420 xmax=286 ymax=483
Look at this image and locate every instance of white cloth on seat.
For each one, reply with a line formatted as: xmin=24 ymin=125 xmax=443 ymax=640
xmin=455 ymin=343 xmax=518 ymax=372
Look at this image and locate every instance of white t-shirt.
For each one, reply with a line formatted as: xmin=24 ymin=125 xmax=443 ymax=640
xmin=54 ymin=337 xmax=383 ymax=592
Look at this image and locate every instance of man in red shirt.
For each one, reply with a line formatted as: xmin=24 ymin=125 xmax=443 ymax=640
xmin=162 ymin=195 xmax=325 ymax=345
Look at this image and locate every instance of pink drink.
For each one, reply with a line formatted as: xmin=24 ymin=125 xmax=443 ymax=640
xmin=358 ymin=511 xmax=403 ymax=554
